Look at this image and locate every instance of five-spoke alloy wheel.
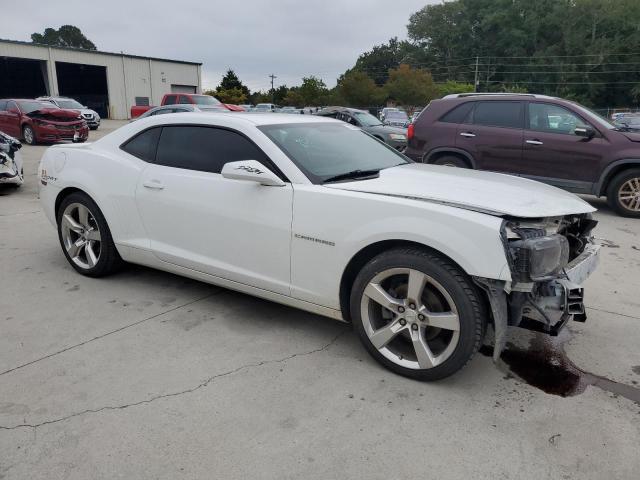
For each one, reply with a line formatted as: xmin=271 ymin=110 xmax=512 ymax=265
xmin=56 ymin=192 xmax=123 ymax=276
xmin=607 ymin=168 xmax=640 ymax=218
xmin=351 ymin=248 xmax=485 ymax=380
xmin=60 ymin=202 xmax=102 ymax=269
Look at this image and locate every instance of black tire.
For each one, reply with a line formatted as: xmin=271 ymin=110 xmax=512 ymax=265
xmin=350 ymin=247 xmax=485 ymax=381
xmin=22 ymin=125 xmax=36 ymax=145
xmin=432 ymin=155 xmax=469 ymax=168
xmin=606 ymin=168 xmax=640 ymax=218
xmin=56 ymin=192 xmax=123 ymax=277
xmin=89 ymin=126 xmax=99 ymax=131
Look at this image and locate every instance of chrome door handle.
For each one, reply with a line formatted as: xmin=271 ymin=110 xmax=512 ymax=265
xmin=142 ymin=179 xmax=164 ymax=190
xmin=526 ymin=140 xmax=544 ymax=145
xmin=459 ymin=132 xmax=476 ymax=138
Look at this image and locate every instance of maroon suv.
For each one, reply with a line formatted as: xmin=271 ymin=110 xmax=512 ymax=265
xmin=405 ymin=93 xmax=640 ymax=217
xmin=0 ymin=99 xmax=89 ymax=146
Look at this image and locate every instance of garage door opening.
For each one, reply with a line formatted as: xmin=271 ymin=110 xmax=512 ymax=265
xmin=0 ymin=57 xmax=48 ymax=98
xmin=55 ymin=62 xmax=109 ymax=118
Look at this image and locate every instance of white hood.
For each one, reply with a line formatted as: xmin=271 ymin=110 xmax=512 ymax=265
xmin=325 ymin=163 xmax=595 ymax=218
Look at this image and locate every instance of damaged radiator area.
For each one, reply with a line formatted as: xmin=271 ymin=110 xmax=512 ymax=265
xmin=476 ymin=213 xmax=600 ymax=360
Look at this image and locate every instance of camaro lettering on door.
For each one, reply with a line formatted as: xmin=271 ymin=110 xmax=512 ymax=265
xmin=294 ymin=233 xmax=335 ymax=247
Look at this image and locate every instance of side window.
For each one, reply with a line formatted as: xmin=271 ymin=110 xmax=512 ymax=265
xmin=164 ymin=95 xmax=177 ymax=105
xmin=155 ymin=126 xmax=269 ymax=174
xmin=528 ymin=103 xmax=588 ymax=134
xmin=121 ymin=127 xmax=161 ymax=162
xmin=472 ymin=101 xmax=523 ymax=129
xmin=0 ymin=100 xmax=7 ymax=111
xmin=439 ymin=102 xmax=474 ymax=124
xmin=345 ymin=115 xmax=358 ymax=126
xmin=178 ymin=95 xmax=191 ymax=104
xmin=7 ymin=101 xmax=19 ymax=112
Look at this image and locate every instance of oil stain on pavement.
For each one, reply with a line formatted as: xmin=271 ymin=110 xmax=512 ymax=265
xmin=480 ymin=331 xmax=640 ymax=404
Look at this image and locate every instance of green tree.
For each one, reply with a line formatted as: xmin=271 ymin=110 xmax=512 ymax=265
xmin=437 ymin=80 xmax=474 ymax=97
xmin=350 ymin=37 xmax=419 ymax=86
xmin=299 ymin=76 xmax=327 ymax=105
xmin=338 ymin=71 xmax=383 ymax=107
xmin=207 ymin=87 xmax=247 ymax=105
xmin=217 ymin=69 xmax=250 ymax=97
xmin=384 ymin=64 xmax=438 ymax=109
xmin=282 ymin=88 xmax=304 ymax=106
xmin=404 ymin=0 xmax=640 ymax=106
xmin=31 ymin=25 xmax=97 ymax=50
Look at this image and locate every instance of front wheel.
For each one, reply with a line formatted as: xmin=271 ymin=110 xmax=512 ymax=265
xmin=607 ymin=168 xmax=640 ymax=218
xmin=22 ymin=125 xmax=36 ymax=145
xmin=350 ymin=248 xmax=485 ymax=380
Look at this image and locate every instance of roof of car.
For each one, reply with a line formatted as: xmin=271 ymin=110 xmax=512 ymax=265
xmin=442 ymin=92 xmax=558 ymax=100
xmin=316 ymin=106 xmax=367 ymax=115
xmin=137 ymin=112 xmax=338 ymax=127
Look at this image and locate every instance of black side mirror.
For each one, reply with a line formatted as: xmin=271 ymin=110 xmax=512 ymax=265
xmin=575 ymin=126 xmax=595 ymax=139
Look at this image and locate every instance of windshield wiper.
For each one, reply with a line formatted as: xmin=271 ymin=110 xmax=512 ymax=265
xmin=323 ymin=169 xmax=381 ymax=183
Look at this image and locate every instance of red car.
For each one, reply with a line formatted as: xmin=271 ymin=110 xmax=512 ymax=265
xmin=0 ymin=99 xmax=89 ymax=145
xmin=130 ymin=93 xmax=244 ymax=118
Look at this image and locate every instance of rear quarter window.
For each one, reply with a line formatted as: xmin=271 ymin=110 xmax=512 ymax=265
xmin=439 ymin=102 xmax=474 ymax=124
xmin=120 ymin=127 xmax=161 ymax=162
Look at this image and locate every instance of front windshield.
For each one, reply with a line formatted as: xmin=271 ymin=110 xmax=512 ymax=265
xmin=352 ymin=111 xmax=382 ymax=127
xmin=17 ymin=101 xmax=55 ymax=113
xmin=57 ymin=99 xmax=84 ymax=109
xmin=259 ymin=122 xmax=410 ymax=183
xmin=191 ymin=95 xmax=221 ymax=106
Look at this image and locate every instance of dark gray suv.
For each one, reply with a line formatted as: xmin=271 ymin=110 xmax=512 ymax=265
xmin=316 ymin=107 xmax=408 ymax=151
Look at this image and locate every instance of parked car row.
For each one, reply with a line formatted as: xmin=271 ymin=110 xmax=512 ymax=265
xmin=405 ymin=93 xmax=640 ymax=217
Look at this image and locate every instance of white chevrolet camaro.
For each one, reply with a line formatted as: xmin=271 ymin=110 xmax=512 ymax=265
xmin=39 ymin=113 xmax=600 ymax=380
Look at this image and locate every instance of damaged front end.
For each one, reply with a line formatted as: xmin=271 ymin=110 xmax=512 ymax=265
xmin=0 ymin=131 xmax=23 ymax=186
xmin=475 ymin=213 xmax=600 ymax=360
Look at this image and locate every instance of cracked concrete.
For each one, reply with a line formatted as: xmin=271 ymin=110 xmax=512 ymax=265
xmin=1 ymin=121 xmax=639 ymax=479
xmin=0 ymin=331 xmax=346 ymax=431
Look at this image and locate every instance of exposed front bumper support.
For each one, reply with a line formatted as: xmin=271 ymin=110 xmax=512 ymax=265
xmin=475 ymin=242 xmax=600 ymax=360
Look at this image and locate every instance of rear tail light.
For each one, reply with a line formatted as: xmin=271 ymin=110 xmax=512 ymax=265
xmin=407 ymin=123 xmax=414 ymax=141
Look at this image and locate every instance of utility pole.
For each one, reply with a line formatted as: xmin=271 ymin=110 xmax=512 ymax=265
xmin=474 ymin=56 xmax=479 ymax=92
xmin=269 ymin=74 xmax=277 ymax=104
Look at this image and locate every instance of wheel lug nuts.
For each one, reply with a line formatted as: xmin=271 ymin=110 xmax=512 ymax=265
xmin=409 ymin=303 xmax=416 ymax=310
xmin=398 ymin=306 xmax=405 ymax=313
xmin=411 ymin=324 xmax=418 ymax=331
xmin=399 ymin=319 xmax=406 ymax=326
xmin=418 ymin=314 xmax=425 ymax=321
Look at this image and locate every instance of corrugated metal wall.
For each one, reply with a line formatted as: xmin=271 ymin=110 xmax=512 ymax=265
xmin=0 ymin=41 xmax=201 ymax=119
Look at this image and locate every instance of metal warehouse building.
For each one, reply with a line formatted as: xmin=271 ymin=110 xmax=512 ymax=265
xmin=0 ymin=39 xmax=202 ymax=119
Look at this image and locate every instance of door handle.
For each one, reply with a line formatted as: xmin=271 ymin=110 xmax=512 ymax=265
xmin=526 ymin=139 xmax=544 ymax=145
xmin=459 ymin=132 xmax=476 ymax=138
xmin=142 ymin=179 xmax=165 ymax=190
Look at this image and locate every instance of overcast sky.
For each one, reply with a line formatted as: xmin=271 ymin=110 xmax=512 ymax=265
xmin=2 ymin=0 xmax=434 ymax=92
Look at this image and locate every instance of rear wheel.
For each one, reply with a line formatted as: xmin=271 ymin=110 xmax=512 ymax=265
xmin=432 ymin=155 xmax=469 ymax=168
xmin=350 ymin=248 xmax=485 ymax=381
xmin=56 ymin=192 xmax=123 ymax=276
xmin=607 ymin=168 xmax=640 ymax=218
xmin=22 ymin=125 xmax=36 ymax=145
